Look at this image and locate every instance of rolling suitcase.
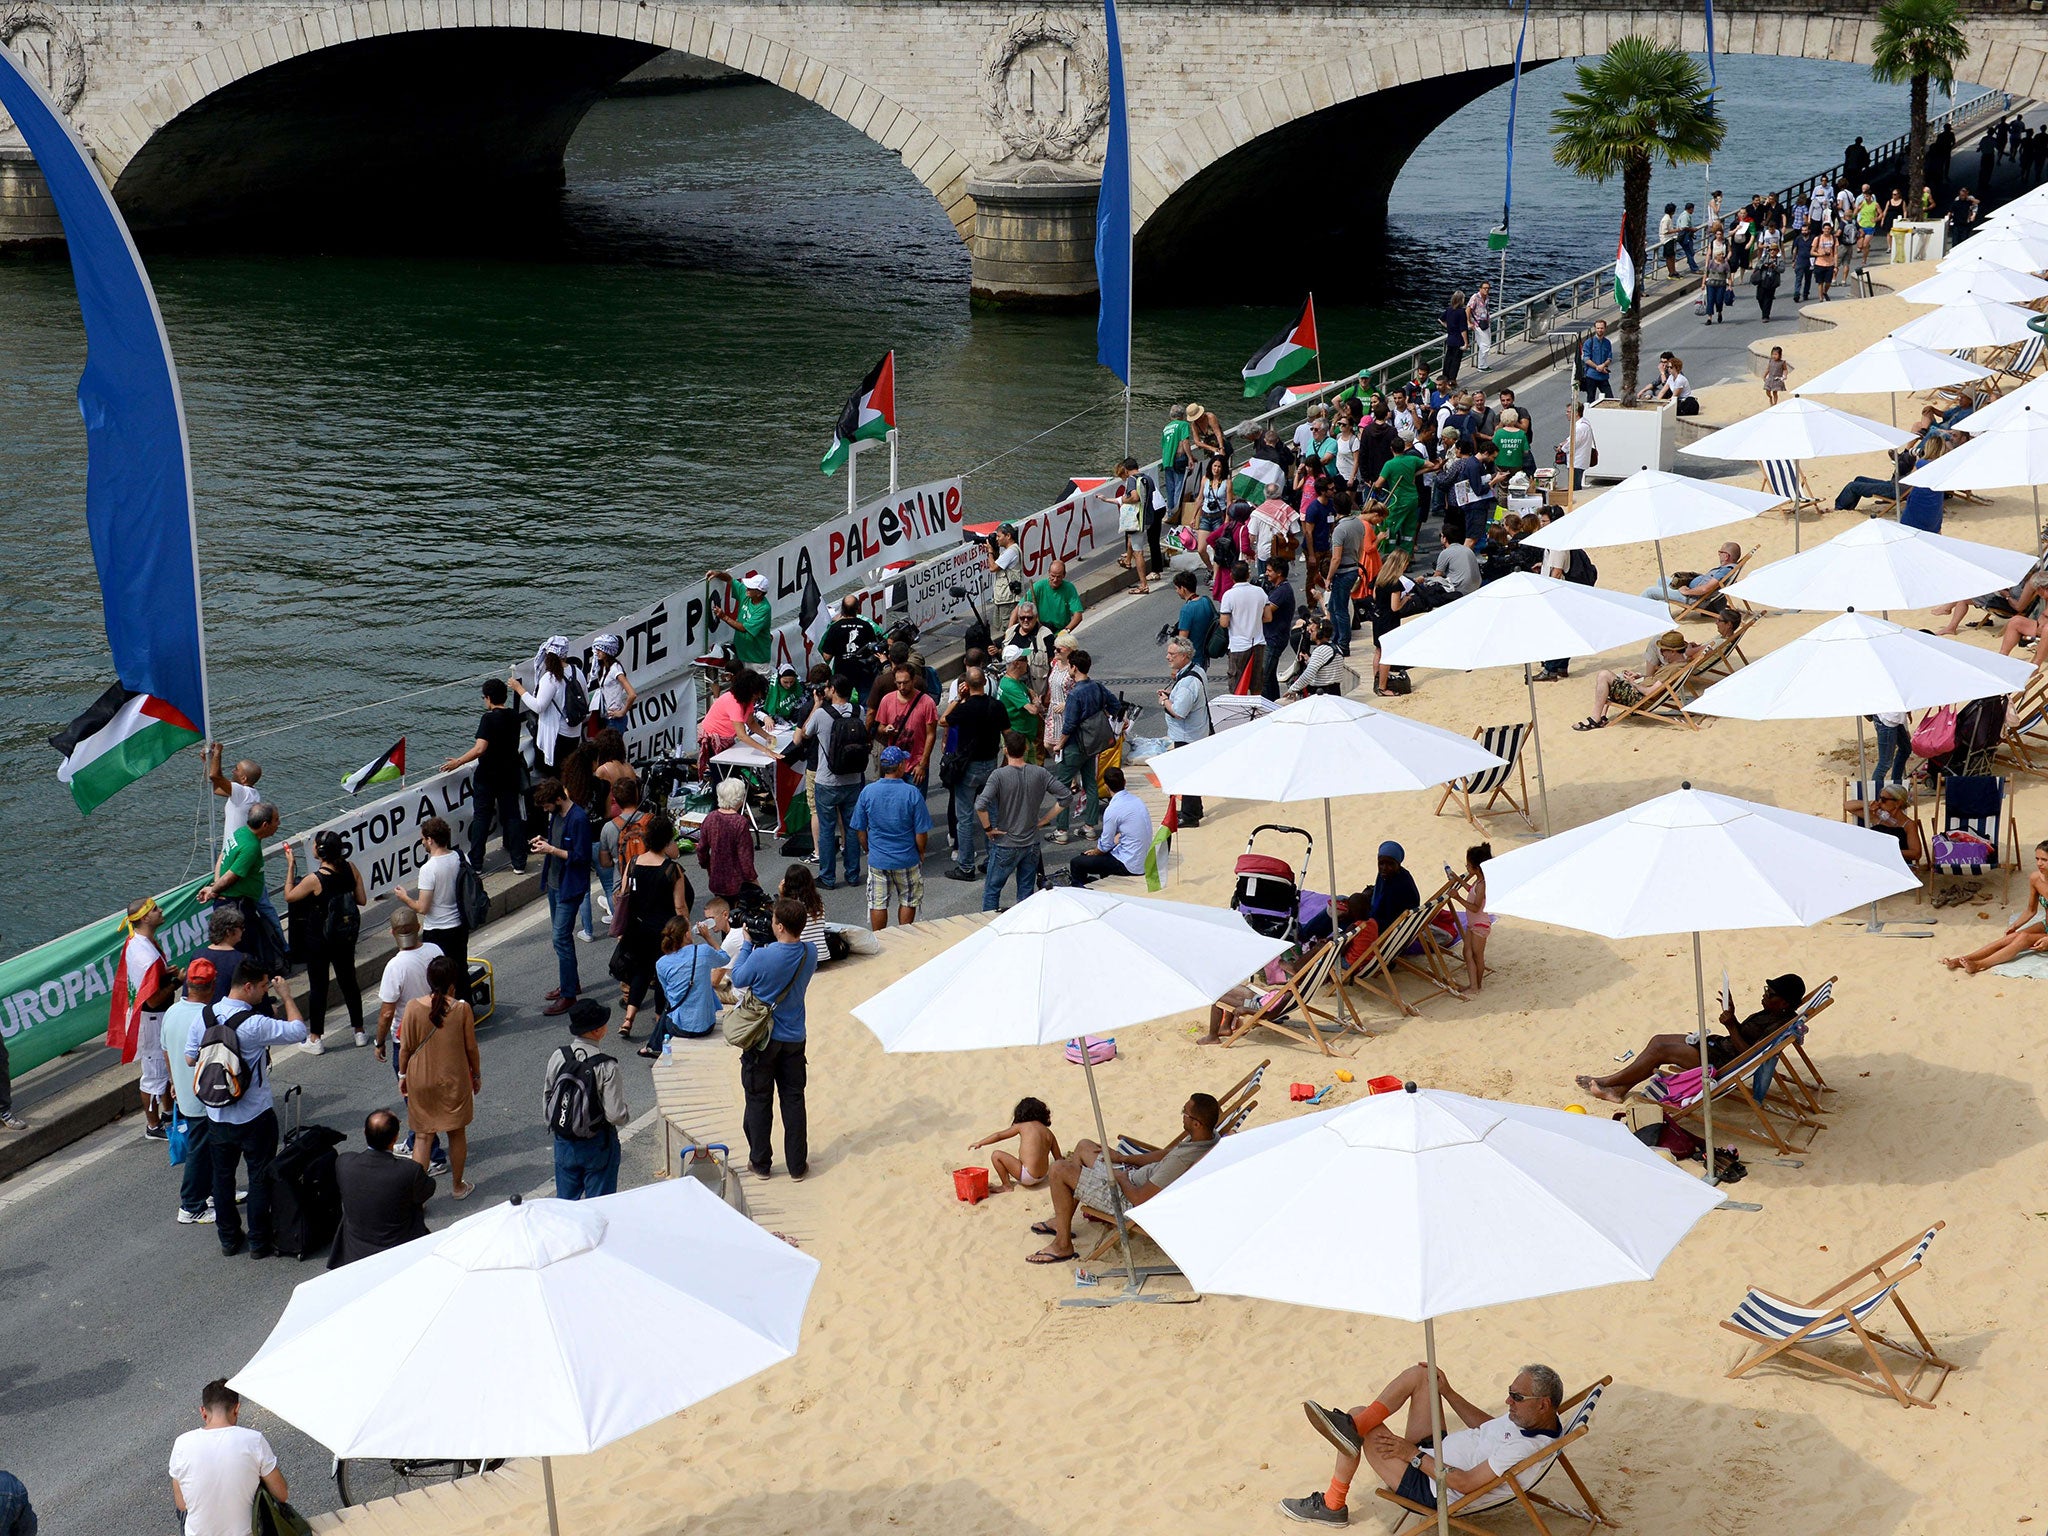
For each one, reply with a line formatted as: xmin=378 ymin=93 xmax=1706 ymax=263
xmin=267 ymin=1084 xmax=346 ymax=1260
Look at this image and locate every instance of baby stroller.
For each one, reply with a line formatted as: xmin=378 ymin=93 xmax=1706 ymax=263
xmin=1232 ymin=824 xmax=1311 ymax=942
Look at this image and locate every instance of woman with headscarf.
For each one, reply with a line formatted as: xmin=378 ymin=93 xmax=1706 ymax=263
xmin=587 ymin=633 xmax=638 ymax=735
xmin=509 ymin=636 xmax=577 ymax=772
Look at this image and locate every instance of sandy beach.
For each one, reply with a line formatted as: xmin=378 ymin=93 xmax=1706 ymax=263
xmin=320 ymin=262 xmax=2046 ymax=1535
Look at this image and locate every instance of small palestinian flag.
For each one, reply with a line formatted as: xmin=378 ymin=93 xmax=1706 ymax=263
xmin=343 ymin=737 xmax=406 ymax=794
xmin=1613 ymin=219 xmax=1637 ymax=311
xmin=50 ymin=684 xmax=201 ymax=815
xmin=1242 ymin=296 xmax=1317 ymax=397
xmin=821 ymin=350 xmax=896 ymax=475
xmin=1231 ymin=455 xmax=1285 ymax=503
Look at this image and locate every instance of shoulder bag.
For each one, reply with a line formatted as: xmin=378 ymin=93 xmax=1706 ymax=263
xmin=723 ymin=958 xmax=803 ymax=1052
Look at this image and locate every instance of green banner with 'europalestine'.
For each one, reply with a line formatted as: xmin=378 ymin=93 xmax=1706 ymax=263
xmin=0 ymin=878 xmax=211 ymax=1078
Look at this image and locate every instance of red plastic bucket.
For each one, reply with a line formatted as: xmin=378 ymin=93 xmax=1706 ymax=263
xmin=953 ymin=1166 xmax=991 ymax=1203
xmin=1367 ymin=1075 xmax=1404 ymax=1095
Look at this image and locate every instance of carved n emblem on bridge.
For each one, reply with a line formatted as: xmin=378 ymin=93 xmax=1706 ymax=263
xmin=0 ymin=1 xmax=88 ymax=134
xmin=983 ymin=10 xmax=1108 ymax=164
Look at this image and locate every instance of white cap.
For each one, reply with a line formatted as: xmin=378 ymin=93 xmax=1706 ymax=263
xmin=742 ymin=571 xmax=768 ymax=592
xmin=1002 ymin=644 xmax=1029 ymax=663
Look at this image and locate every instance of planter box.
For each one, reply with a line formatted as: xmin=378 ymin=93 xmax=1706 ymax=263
xmin=1586 ymin=398 xmax=1676 ymax=482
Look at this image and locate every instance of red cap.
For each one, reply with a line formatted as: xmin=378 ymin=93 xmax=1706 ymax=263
xmin=185 ymin=957 xmax=217 ymax=986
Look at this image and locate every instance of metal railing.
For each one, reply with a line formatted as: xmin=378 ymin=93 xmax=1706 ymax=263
xmin=1772 ymin=86 xmax=2007 ymax=211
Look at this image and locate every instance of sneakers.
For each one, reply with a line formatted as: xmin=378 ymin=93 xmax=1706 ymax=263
xmin=142 ymin=1123 xmax=168 ymax=1141
xmin=817 ymin=878 xmax=839 ymax=890
xmin=1305 ymin=1401 xmax=1362 ymax=1458
xmin=429 ymin=1158 xmax=451 ymax=1179
xmin=944 ymin=866 xmax=979 ymax=882
xmin=220 ymin=1238 xmax=249 ymax=1258
xmin=1 ymin=1112 xmax=29 ymax=1132
xmin=305 ymin=1037 xmax=326 ymax=1056
xmin=1278 ymin=1492 xmax=1349 ymax=1526
xmin=177 ymin=1207 xmax=216 ymax=1225
xmin=354 ymin=1030 xmax=369 ymax=1048
xmin=1047 ymin=829 xmax=1068 ymax=845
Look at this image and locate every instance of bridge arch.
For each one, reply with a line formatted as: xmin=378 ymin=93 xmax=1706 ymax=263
xmin=98 ymin=1 xmax=978 ymax=243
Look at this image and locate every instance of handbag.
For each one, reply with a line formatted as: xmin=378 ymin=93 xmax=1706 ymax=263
xmin=1117 ymin=499 xmax=1143 ymax=533
xmin=723 ymin=961 xmax=802 ymax=1051
xmin=167 ymin=1108 xmax=193 ymax=1167
xmin=1911 ymin=705 xmax=1957 ymax=758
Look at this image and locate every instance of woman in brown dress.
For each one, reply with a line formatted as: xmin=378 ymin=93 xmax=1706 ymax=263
xmin=398 ymin=955 xmax=481 ymax=1199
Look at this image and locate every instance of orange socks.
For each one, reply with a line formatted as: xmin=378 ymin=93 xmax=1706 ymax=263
xmin=1326 ymin=1476 xmax=1351 ymax=1512
xmin=1352 ymin=1402 xmax=1393 ymax=1437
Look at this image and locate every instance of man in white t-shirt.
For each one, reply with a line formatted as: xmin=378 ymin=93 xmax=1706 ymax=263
xmin=395 ymin=815 xmax=468 ymax=1007
xmin=1280 ymin=1362 xmax=1566 ymax=1526
xmin=376 ymin=909 xmax=446 ymax=1170
xmin=169 ymin=1379 xmax=286 ymax=1536
xmin=1218 ymin=561 xmax=1270 ymax=690
xmin=206 ymin=742 xmax=267 ymax=837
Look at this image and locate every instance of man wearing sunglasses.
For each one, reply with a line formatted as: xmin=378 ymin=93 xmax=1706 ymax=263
xmin=1280 ymin=1363 xmax=1563 ymax=1525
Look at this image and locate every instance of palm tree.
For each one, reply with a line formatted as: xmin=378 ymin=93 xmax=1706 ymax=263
xmin=1551 ymin=39 xmax=1724 ymax=400
xmin=1870 ymin=0 xmax=1972 ymax=209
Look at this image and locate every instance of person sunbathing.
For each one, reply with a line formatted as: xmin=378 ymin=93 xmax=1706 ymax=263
xmin=1573 ymin=632 xmax=1701 ymax=730
xmin=1279 ymin=1363 xmax=1564 ymax=1526
xmin=1845 ymin=783 xmax=1925 ymax=866
xmin=968 ymin=1097 xmax=1063 ymax=1192
xmin=1574 ymin=973 xmax=1804 ymax=1103
xmin=1943 ymin=841 xmax=2048 ymax=973
xmin=1025 ymin=1094 xmax=1219 ymax=1264
xmin=1638 ymin=541 xmax=1741 ymax=607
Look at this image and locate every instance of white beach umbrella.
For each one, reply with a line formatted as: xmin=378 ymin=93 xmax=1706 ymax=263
xmin=1681 ymin=399 xmax=1914 ymax=552
xmin=232 ymin=1184 xmax=819 ymax=1532
xmin=1943 ymin=222 xmax=2048 ymax=272
xmin=1146 ymin=692 xmax=1504 ymax=909
xmin=1905 ymin=402 xmax=2048 ymax=540
xmin=1897 ymin=265 xmax=2048 ymax=306
xmin=1724 ymin=517 xmax=2036 ymax=611
xmin=1891 ymin=296 xmax=2041 ymax=352
xmin=1484 ymin=787 xmax=1918 ymax=1171
xmin=852 ymin=886 xmax=1288 ymax=1305
xmin=1794 ymin=335 xmax=1992 ymax=425
xmin=1954 ymin=370 xmax=2048 ymax=431
xmin=1139 ymin=1086 xmax=1720 ymax=1536
xmin=1520 ymin=468 xmax=1781 ymax=553
xmin=1377 ymin=572 xmax=1674 ymax=833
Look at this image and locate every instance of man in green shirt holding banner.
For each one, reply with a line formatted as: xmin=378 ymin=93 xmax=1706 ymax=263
xmin=1372 ymin=436 xmax=1426 ymax=578
xmin=708 ymin=568 xmax=775 ymax=669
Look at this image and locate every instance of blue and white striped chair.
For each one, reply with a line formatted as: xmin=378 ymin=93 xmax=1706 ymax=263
xmin=1378 ymin=1376 xmax=1615 ymax=1534
xmin=1995 ymin=328 xmax=2045 ymax=387
xmin=1723 ymin=1224 xmax=1952 ymax=1408
xmin=1932 ymin=773 xmax=2019 ymax=902
xmin=1434 ymin=722 xmax=1535 ymax=832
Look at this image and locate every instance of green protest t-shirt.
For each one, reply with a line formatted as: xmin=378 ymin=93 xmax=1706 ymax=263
xmin=997 ymin=673 xmax=1037 ymax=734
xmin=217 ymin=825 xmax=266 ymax=900
xmin=732 ymin=594 xmax=773 ymax=666
xmin=1161 ymin=417 xmax=1192 ymax=468
xmin=1030 ymin=578 xmax=1084 ymax=633
xmin=1494 ymin=426 xmax=1531 ymax=471
xmin=1379 ymin=452 xmax=1424 ymax=513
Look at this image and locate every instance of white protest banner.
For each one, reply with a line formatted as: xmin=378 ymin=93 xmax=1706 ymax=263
xmin=1012 ymin=484 xmax=1111 ymax=582
xmin=288 ymin=768 xmax=477 ymax=906
xmin=748 ymin=476 xmax=965 ymax=618
xmin=513 ymin=586 xmax=714 ymax=691
xmin=905 ymin=543 xmax=990 ymax=630
xmin=619 ymin=673 xmax=700 ymax=765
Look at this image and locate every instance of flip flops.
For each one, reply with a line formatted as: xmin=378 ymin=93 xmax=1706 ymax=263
xmin=1026 ymin=1246 xmax=1076 ymax=1265
xmin=1030 ymin=1221 xmax=1058 ymax=1236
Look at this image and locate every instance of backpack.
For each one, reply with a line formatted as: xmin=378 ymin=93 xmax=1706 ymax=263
xmin=546 ymin=1045 xmax=613 ymax=1140
xmin=455 ymin=852 xmax=491 ymax=929
xmin=322 ymin=871 xmax=361 ymax=949
xmin=1565 ymin=548 xmax=1599 ymax=586
xmin=560 ymin=670 xmax=591 ymax=730
xmin=824 ymin=703 xmax=872 ymax=778
xmin=614 ymin=810 xmax=651 ymax=873
xmin=1073 ymin=686 xmax=1116 ymax=758
xmin=192 ymin=1004 xmax=252 ymax=1109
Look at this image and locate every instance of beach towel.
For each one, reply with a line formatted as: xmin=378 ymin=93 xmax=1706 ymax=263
xmin=1989 ymin=951 xmax=2048 ymax=980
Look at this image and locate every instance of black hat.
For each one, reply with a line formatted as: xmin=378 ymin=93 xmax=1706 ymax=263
xmin=1765 ymin=974 xmax=1806 ymax=1007
xmin=568 ymin=999 xmax=611 ymax=1036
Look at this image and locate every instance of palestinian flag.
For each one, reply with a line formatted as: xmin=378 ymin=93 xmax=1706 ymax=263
xmin=1231 ymin=455 xmax=1285 ymax=502
xmin=821 ymin=350 xmax=896 ymax=475
xmin=343 ymin=737 xmax=406 ymax=794
xmin=1613 ymin=219 xmax=1636 ymax=311
xmin=1278 ymin=381 xmax=1331 ymax=407
xmin=50 ymin=684 xmax=201 ymax=815
xmin=1242 ymin=296 xmax=1317 ymax=397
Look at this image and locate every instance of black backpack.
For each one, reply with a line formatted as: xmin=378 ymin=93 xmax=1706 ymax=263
xmin=456 ymin=853 xmax=491 ymax=929
xmin=546 ymin=1046 xmax=613 ymax=1140
xmin=1565 ymin=549 xmax=1599 ymax=586
xmin=561 ymin=671 xmax=591 ymax=729
xmin=192 ymin=1004 xmax=252 ymax=1109
xmin=322 ymin=873 xmax=361 ymax=949
xmin=824 ymin=703 xmax=872 ymax=778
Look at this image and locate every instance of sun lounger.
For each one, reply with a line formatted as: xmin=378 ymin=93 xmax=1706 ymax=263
xmin=1214 ymin=940 xmax=1349 ymax=1055
xmin=1376 ymin=1376 xmax=1616 ymax=1536
xmin=1759 ymin=460 xmax=1821 ymax=526
xmin=1434 ymin=723 xmax=1536 ymax=833
xmin=1723 ymin=1224 xmax=1952 ymax=1408
xmin=1694 ymin=614 xmax=1757 ymax=679
xmin=1668 ymin=548 xmax=1754 ymax=624
xmin=1932 ymin=773 xmax=2020 ymax=902
xmin=1082 ymin=1101 xmax=1261 ymax=1268
xmin=1335 ymin=885 xmax=1465 ymax=1021
xmin=1991 ymin=330 xmax=2045 ymax=389
xmin=1633 ymin=1020 xmax=1823 ymax=1157
xmin=1604 ymin=652 xmax=1716 ymax=731
xmin=1786 ymin=975 xmax=1837 ymax=1100
xmin=1116 ymin=1058 xmax=1268 ymax=1157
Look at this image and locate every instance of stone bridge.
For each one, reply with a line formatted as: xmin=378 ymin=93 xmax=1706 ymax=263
xmin=3 ymin=0 xmax=2047 ymax=299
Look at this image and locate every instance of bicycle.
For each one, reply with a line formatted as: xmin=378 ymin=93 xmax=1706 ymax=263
xmin=333 ymin=1454 xmax=505 ymax=1507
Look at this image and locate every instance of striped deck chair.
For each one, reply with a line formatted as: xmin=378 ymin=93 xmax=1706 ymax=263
xmin=1694 ymin=613 xmax=1757 ymax=679
xmin=1667 ymin=548 xmax=1754 ymax=624
xmin=1336 ymin=884 xmax=1465 ymax=1020
xmin=1605 ymin=651 xmax=1715 ymax=731
xmin=1788 ymin=975 xmax=1837 ymax=1099
xmin=1633 ymin=1021 xmax=1822 ymax=1156
xmin=1996 ymin=671 xmax=2048 ymax=778
xmin=1993 ymin=329 xmax=2045 ymax=388
xmin=1931 ymin=773 xmax=2020 ymax=902
xmin=1214 ymin=940 xmax=1350 ymax=1055
xmin=1376 ymin=1377 xmax=1617 ymax=1536
xmin=1116 ymin=1059 xmax=1268 ymax=1157
xmin=1759 ymin=459 xmax=1821 ymax=523
xmin=1843 ymin=777 xmax=1928 ymax=896
xmin=1434 ymin=722 xmax=1535 ymax=832
xmin=1723 ymin=1224 xmax=1953 ymax=1408
xmin=1083 ymin=1099 xmax=1262 ymax=1268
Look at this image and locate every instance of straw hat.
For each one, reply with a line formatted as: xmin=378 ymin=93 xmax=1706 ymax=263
xmin=1185 ymin=403 xmax=1204 ymax=421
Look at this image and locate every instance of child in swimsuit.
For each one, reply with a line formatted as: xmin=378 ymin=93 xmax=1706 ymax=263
xmin=1449 ymin=842 xmax=1495 ymax=993
xmin=970 ymin=1098 xmax=1062 ymax=1192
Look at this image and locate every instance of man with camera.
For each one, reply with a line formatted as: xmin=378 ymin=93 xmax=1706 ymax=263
xmin=819 ymin=594 xmax=885 ymax=700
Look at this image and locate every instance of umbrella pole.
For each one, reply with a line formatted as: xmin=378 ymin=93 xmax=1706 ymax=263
xmin=1792 ymin=460 xmax=1802 ymax=553
xmin=1424 ymin=1318 xmax=1451 ymax=1536
xmin=543 ymin=1456 xmax=560 ymax=1536
xmin=1654 ymin=539 xmax=1669 ymax=606
xmin=1859 ymin=716 xmax=1882 ymax=933
xmin=1693 ymin=930 xmax=1715 ymax=1187
xmin=2034 ymin=485 xmax=2042 ymax=548
xmin=1063 ymin=1050 xmax=1187 ymax=1307
xmin=1523 ymin=664 xmax=1551 ymax=836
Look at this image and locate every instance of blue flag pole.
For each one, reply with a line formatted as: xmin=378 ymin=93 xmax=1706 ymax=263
xmin=1703 ymin=0 xmax=1719 ymax=204
xmin=1095 ymin=0 xmax=1133 ymax=456
xmin=1492 ymin=0 xmax=1534 ymax=356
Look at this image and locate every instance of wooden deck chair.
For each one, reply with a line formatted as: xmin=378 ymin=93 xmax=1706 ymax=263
xmin=1434 ymin=722 xmax=1535 ymax=832
xmin=1082 ymin=1100 xmax=1260 ymax=1267
xmin=1996 ymin=670 xmax=2048 ymax=777
xmin=1694 ymin=613 xmax=1757 ymax=679
xmin=1633 ymin=1021 xmax=1823 ymax=1156
xmin=1377 ymin=1377 xmax=1617 ymax=1536
xmin=1931 ymin=773 xmax=2020 ymax=902
xmin=1994 ymin=330 xmax=2045 ymax=388
xmin=1843 ymin=777 xmax=1928 ymax=899
xmin=1723 ymin=1224 xmax=1953 ymax=1408
xmin=1759 ymin=459 xmax=1821 ymax=523
xmin=1337 ymin=885 xmax=1465 ymax=1021
xmin=1214 ymin=940 xmax=1350 ymax=1055
xmin=1605 ymin=651 xmax=1715 ymax=731
xmin=1667 ymin=548 xmax=1754 ymax=624
xmin=1788 ymin=975 xmax=1837 ymax=1098
xmin=1116 ymin=1059 xmax=1268 ymax=1157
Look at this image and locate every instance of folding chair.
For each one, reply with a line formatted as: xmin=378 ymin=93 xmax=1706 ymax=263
xmin=1723 ymin=1224 xmax=1953 ymax=1408
xmin=1434 ymin=722 xmax=1536 ymax=832
xmin=1996 ymin=670 xmax=2048 ymax=778
xmin=1083 ymin=1101 xmax=1261 ymax=1266
xmin=1336 ymin=885 xmax=1465 ymax=1021
xmin=1633 ymin=1022 xmax=1824 ymax=1156
xmin=1377 ymin=1377 xmax=1617 ymax=1536
xmin=1667 ymin=549 xmax=1754 ymax=624
xmin=1789 ymin=975 xmax=1837 ymax=1098
xmin=1116 ymin=1059 xmax=1267 ymax=1157
xmin=1759 ymin=459 xmax=1821 ymax=525
xmin=1842 ymin=777 xmax=1928 ymax=895
xmin=1694 ymin=613 xmax=1757 ymax=679
xmin=1214 ymin=940 xmax=1350 ymax=1055
xmin=1993 ymin=330 xmax=2045 ymax=388
xmin=1931 ymin=773 xmax=2021 ymax=902
xmin=1605 ymin=652 xmax=1715 ymax=731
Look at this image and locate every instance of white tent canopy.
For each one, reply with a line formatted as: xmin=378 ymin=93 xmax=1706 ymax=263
xmin=1724 ymin=517 xmax=2035 ymax=611
xmin=1690 ymin=610 xmax=2035 ymax=720
xmin=1890 ymin=296 xmax=2040 ymax=351
xmin=1519 ymin=469 xmax=1782 ymax=551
